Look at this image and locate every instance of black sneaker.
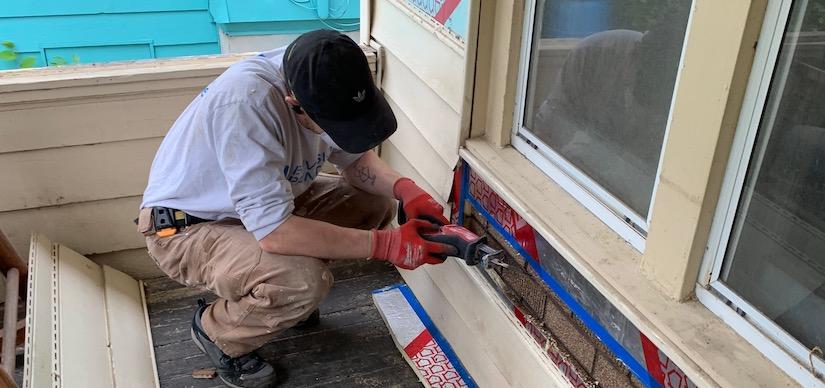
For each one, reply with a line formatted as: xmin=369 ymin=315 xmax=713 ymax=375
xmin=191 ymin=299 xmax=277 ymax=388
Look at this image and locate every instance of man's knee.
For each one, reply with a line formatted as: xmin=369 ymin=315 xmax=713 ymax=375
xmin=296 ymin=258 xmax=334 ymax=305
xmin=254 ymin=256 xmax=333 ymax=310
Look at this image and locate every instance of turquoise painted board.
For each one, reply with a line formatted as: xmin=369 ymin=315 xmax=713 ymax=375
xmin=44 ymin=43 xmax=154 ymax=65
xmin=209 ymin=0 xmax=359 ymax=35
xmin=0 ymin=1 xmax=359 ymax=70
xmin=156 ymin=43 xmax=225 ymax=58
xmin=0 ymin=0 xmax=207 ymax=17
xmin=220 ymin=20 xmax=359 ymax=36
xmin=2 ymin=12 xmax=218 ymax=48
xmin=1 ymin=3 xmax=219 ymax=69
xmin=209 ymin=0 xmax=357 ymax=22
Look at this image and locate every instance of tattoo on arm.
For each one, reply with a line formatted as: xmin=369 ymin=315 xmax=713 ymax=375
xmin=355 ymin=164 xmax=377 ymax=186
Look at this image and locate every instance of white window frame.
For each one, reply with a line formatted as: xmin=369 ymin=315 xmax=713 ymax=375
xmin=697 ymin=0 xmax=825 ymax=385
xmin=511 ymin=0 xmax=694 ymax=252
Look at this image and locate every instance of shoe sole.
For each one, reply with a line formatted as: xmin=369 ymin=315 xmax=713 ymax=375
xmin=191 ymin=327 xmax=249 ymax=388
xmin=190 ymin=326 xmax=206 ymax=354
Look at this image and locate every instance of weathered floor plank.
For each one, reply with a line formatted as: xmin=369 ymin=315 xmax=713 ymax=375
xmin=146 ymin=260 xmax=422 ymax=387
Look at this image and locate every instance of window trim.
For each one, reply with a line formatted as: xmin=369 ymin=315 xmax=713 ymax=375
xmin=510 ymin=0 xmax=692 ymax=252
xmin=698 ymin=0 xmax=825 ymax=384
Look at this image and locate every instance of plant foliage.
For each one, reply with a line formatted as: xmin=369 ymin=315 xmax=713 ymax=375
xmin=1 ymin=40 xmax=80 ymax=69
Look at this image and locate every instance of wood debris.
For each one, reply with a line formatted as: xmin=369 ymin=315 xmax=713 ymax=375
xmin=192 ymin=368 xmax=216 ymax=379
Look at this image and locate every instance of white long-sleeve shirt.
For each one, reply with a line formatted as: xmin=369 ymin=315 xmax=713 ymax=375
xmin=141 ymin=47 xmax=362 ymax=240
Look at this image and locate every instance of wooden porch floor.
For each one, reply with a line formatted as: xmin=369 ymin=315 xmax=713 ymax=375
xmin=144 ymin=259 xmax=422 ymax=388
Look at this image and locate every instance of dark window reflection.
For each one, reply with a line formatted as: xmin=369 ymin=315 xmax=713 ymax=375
xmin=723 ymin=0 xmax=825 ymax=351
xmin=522 ymin=0 xmax=692 ymax=216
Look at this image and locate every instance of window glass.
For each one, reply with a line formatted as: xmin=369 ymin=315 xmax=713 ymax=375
xmin=521 ymin=0 xmax=692 ymax=216
xmin=722 ymin=0 xmax=825 ymax=350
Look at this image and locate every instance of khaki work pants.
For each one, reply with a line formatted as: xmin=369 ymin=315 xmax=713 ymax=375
xmin=140 ymin=174 xmax=395 ymax=357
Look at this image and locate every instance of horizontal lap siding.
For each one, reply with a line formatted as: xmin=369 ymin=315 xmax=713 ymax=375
xmin=0 ymin=70 xmax=214 ymax=257
xmin=371 ymin=0 xmax=467 ymax=199
xmin=0 ymin=1 xmax=207 ymax=18
xmin=0 ymin=196 xmax=146 ymax=257
xmin=367 ymin=3 xmax=572 ymax=387
xmin=0 ymin=51 xmax=376 ymax=258
xmin=0 ymin=91 xmax=195 ymax=154
xmin=0 ymin=138 xmax=162 ymax=212
xmin=382 ymin=50 xmax=461 ymax=167
xmin=385 ymin=95 xmax=455 ymax=200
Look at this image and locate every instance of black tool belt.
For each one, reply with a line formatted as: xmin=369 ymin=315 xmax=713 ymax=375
xmin=136 ymin=207 xmax=212 ymax=237
xmin=152 ymin=207 xmax=210 ymax=230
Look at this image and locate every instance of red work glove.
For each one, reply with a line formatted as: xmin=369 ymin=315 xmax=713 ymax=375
xmin=370 ymin=220 xmax=452 ymax=270
xmin=394 ymin=178 xmax=450 ymax=225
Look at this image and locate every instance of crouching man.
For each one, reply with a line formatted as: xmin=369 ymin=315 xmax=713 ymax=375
xmin=137 ymin=29 xmax=451 ymax=388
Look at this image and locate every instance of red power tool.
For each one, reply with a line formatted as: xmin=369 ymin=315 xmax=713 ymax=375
xmin=422 ymin=224 xmax=508 ymax=268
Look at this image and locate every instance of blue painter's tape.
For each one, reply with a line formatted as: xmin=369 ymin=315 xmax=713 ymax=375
xmin=457 ymin=162 xmax=470 ymax=225
xmin=371 ymin=283 xmax=406 ymax=294
xmin=463 ymin=170 xmax=660 ymax=387
xmin=397 ymin=284 xmax=478 ymax=388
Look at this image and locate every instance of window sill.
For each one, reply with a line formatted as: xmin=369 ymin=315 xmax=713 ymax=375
xmin=461 ymin=138 xmax=796 ymax=387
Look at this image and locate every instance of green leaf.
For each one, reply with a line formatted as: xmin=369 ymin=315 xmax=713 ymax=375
xmin=19 ymin=56 xmax=36 ymax=68
xmin=1 ymin=41 xmax=14 ymax=49
xmin=71 ymin=54 xmax=80 ymax=64
xmin=0 ymin=50 xmax=17 ymax=61
xmin=49 ymin=56 xmax=68 ymax=66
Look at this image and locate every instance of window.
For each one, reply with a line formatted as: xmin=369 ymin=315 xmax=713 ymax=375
xmin=513 ymin=0 xmax=693 ymax=250
xmin=699 ymin=0 xmax=825 ymax=384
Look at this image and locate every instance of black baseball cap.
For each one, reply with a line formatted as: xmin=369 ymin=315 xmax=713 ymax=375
xmin=283 ymin=29 xmax=397 ymax=154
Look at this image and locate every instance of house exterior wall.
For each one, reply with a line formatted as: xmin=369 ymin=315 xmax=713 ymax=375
xmin=0 ymin=0 xmax=817 ymax=384
xmin=364 ymin=0 xmax=813 ymax=386
xmin=0 ymin=1 xmax=361 ymax=70
xmin=0 ymin=56 xmax=240 ymax=257
xmin=209 ymin=0 xmax=359 ymax=54
xmin=0 ymin=51 xmax=375 ymax=260
xmin=0 ymin=1 xmax=221 ymax=70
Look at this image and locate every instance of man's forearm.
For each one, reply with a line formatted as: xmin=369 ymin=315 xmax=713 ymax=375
xmin=343 ymin=150 xmax=401 ymax=198
xmin=259 ymin=215 xmax=371 ymax=259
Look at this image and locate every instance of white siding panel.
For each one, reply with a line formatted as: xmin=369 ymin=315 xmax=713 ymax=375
xmin=0 ymin=92 xmax=192 ymax=154
xmin=382 ymin=50 xmax=461 ymax=167
xmin=381 ymin=141 xmax=447 ymax=210
xmin=57 ymin=244 xmax=114 ymax=388
xmin=0 ymin=196 xmax=145 ymax=258
xmin=103 ymin=266 xmax=159 ymax=388
xmin=384 ymin=96 xmax=454 ymax=200
xmin=372 ymin=0 xmax=465 ymax=113
xmin=23 ymin=234 xmax=55 ymax=388
xmin=0 ymin=138 xmax=160 ymax=212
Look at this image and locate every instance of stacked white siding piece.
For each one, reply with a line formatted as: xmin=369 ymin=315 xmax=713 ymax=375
xmin=23 ymin=233 xmax=159 ymax=388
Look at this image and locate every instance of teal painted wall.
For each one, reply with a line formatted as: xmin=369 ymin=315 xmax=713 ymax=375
xmin=0 ymin=0 xmax=360 ymax=70
xmin=0 ymin=0 xmax=220 ymax=70
xmin=209 ymin=0 xmax=359 ymax=36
